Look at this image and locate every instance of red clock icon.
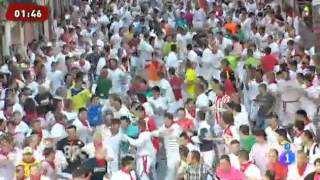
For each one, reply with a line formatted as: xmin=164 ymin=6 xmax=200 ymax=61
xmin=6 ymin=3 xmax=49 ymax=22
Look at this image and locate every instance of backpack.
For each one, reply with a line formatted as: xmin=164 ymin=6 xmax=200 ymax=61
xmin=87 ymin=104 xmax=103 ymax=127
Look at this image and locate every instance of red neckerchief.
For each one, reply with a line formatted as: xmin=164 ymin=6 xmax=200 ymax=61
xmin=301 ymin=63 xmax=309 ymax=70
xmin=241 ymin=161 xmax=253 ymax=173
xmin=68 ymin=138 xmax=77 ymax=145
xmin=298 ymin=164 xmax=307 ymax=176
xmin=121 ymin=167 xmax=134 ymax=180
xmin=42 ymin=159 xmax=55 ymax=170
xmin=187 ymin=108 xmax=196 ymax=118
xmin=306 ymin=83 xmax=313 ymax=88
xmin=37 ymin=130 xmax=43 ymax=141
xmin=269 ymin=80 xmax=277 ymax=84
xmin=96 ymin=158 xmax=106 ymax=167
xmin=0 ymin=150 xmax=9 ymax=157
xmin=217 ymin=93 xmax=225 ymax=99
xmin=256 ymin=79 xmax=263 ymax=83
xmin=224 ymin=125 xmax=233 ymax=137
xmin=30 ymin=176 xmax=41 ymax=180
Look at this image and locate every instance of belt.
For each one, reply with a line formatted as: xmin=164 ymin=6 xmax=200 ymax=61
xmin=282 ymin=100 xmax=299 ymax=113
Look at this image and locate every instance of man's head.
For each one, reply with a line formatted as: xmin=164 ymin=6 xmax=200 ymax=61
xmin=67 ymin=125 xmax=77 ymax=140
xmin=296 ymin=150 xmax=308 ymax=167
xmin=110 ymin=118 xmax=120 ymax=133
xmin=176 ymin=108 xmax=186 ymax=119
xmin=229 ymin=140 xmax=240 ymax=155
xmin=164 ymin=112 xmax=174 ymax=128
xmin=187 ymin=150 xmax=201 ymax=165
xmin=301 ymin=130 xmax=314 ymax=145
xmin=120 ymin=116 xmax=131 ymax=129
xmin=121 ymin=155 xmax=135 ymax=171
xmin=258 ymin=83 xmax=267 ymax=94
xmin=43 ymin=147 xmax=55 ymax=161
xmin=253 ymin=129 xmax=267 ymax=143
xmin=295 ymin=109 xmax=308 ymax=122
xmin=219 ymin=155 xmax=232 ymax=173
xmin=238 ymin=150 xmax=250 ymax=164
xmin=78 ymin=108 xmax=88 ymax=121
xmin=268 ymin=149 xmax=279 ymax=164
xmin=72 ymin=167 xmax=91 ymax=180
xmin=22 ymin=146 xmax=34 ymax=162
xmin=151 ymin=86 xmax=161 ymax=98
xmin=314 ymin=158 xmax=320 ymax=174
xmin=239 ymin=125 xmax=250 ymax=137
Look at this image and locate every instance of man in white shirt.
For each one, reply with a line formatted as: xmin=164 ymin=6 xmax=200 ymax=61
xmin=287 ymin=150 xmax=315 ymax=180
xmin=239 ymin=150 xmax=261 ymax=180
xmin=108 ymin=58 xmax=126 ymax=95
xmin=110 ymin=96 xmax=131 ymax=119
xmin=51 ymin=112 xmax=68 ymax=141
xmin=105 ymin=119 xmax=122 ymax=174
xmin=72 ymin=108 xmax=93 ymax=144
xmin=13 ymin=111 xmax=30 ymax=136
xmin=111 ymin=155 xmax=136 ymax=180
xmin=152 ymin=113 xmax=182 ymax=180
xmin=228 ymin=140 xmax=241 ymax=170
xmin=166 ymin=44 xmax=179 ymax=70
xmin=228 ymin=103 xmax=249 ymax=129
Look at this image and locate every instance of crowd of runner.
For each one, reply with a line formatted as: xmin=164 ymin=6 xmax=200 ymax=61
xmin=0 ymin=0 xmax=320 ymax=179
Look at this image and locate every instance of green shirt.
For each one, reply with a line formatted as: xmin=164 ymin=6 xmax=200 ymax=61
xmin=240 ymin=135 xmax=256 ymax=152
xmin=226 ymin=55 xmax=238 ymax=71
xmin=95 ymin=76 xmax=112 ymax=99
xmin=245 ymin=57 xmax=259 ymax=68
xmin=163 ymin=42 xmax=173 ymax=57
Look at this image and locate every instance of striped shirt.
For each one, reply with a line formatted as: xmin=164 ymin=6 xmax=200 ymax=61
xmin=214 ymin=94 xmax=231 ymax=124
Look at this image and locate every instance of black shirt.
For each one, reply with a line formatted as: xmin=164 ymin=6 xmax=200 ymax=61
xmin=82 ymin=158 xmax=108 ymax=180
xmin=57 ymin=137 xmax=85 ymax=173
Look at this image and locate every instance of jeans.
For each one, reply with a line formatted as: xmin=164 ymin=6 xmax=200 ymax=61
xmin=255 ymin=114 xmax=268 ymax=129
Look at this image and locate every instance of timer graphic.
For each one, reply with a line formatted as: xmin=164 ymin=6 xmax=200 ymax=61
xmin=5 ymin=3 xmax=49 ymax=22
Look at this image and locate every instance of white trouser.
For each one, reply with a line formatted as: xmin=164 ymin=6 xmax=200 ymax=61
xmin=165 ymin=153 xmax=181 ymax=180
xmin=201 ymin=150 xmax=215 ymax=167
xmin=137 ymin=155 xmax=153 ymax=180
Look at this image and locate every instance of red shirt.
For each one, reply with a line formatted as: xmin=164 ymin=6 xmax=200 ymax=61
xmin=224 ymin=79 xmax=236 ymax=96
xmin=261 ymin=54 xmax=278 ymax=73
xmin=268 ymin=162 xmax=288 ymax=180
xmin=169 ymin=76 xmax=183 ymax=100
xmin=177 ymin=118 xmax=194 ymax=132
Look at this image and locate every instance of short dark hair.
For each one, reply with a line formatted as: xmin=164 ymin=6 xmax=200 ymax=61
xmin=121 ymin=155 xmax=135 ymax=167
xmin=152 ymin=86 xmax=161 ymax=93
xmin=78 ymin=107 xmax=87 ymax=114
xmin=259 ymin=83 xmax=267 ymax=90
xmin=164 ymin=112 xmax=174 ymax=120
xmin=239 ymin=150 xmax=249 ymax=161
xmin=220 ymin=154 xmax=231 ymax=163
xmin=67 ymin=125 xmax=77 ymax=131
xmin=239 ymin=125 xmax=250 ymax=135
xmin=314 ymin=158 xmax=320 ymax=166
xmin=179 ymin=145 xmax=189 ymax=158
xmin=303 ymin=130 xmax=314 ymax=140
xmin=253 ymin=129 xmax=267 ymax=139
xmin=265 ymin=47 xmax=272 ymax=54
xmin=43 ymin=147 xmax=55 ymax=157
xmin=120 ymin=116 xmax=131 ymax=123
xmin=230 ymin=139 xmax=240 ymax=145
xmin=296 ymin=109 xmax=308 ymax=118
xmin=294 ymin=120 xmax=305 ymax=131
xmin=222 ymin=111 xmax=234 ymax=125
